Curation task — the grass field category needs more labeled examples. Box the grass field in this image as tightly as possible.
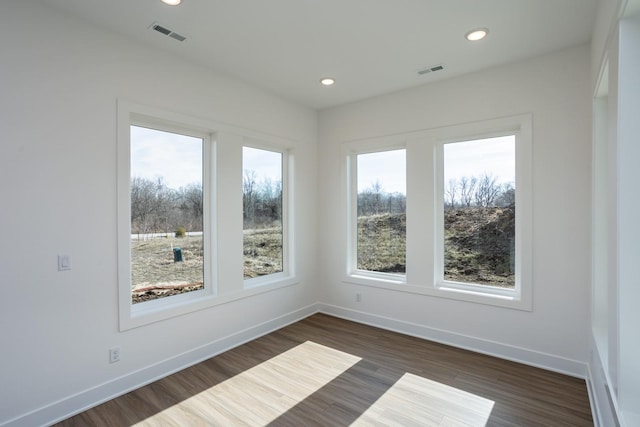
[131,228,283,304]
[357,214,406,273]
[132,208,513,304]
[131,236,204,304]
[243,227,283,279]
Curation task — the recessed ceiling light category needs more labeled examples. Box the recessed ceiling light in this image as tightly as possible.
[161,0,182,5]
[320,77,335,86]
[465,28,489,41]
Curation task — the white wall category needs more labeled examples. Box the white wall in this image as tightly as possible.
[0,1,318,425]
[317,44,592,375]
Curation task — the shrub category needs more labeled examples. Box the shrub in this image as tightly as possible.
[175,227,186,238]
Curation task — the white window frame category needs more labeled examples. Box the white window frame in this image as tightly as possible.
[434,130,530,309]
[117,101,300,330]
[242,142,293,289]
[342,115,532,311]
[345,141,407,286]
[117,101,218,330]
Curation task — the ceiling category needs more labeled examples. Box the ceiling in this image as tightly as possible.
[41,0,596,110]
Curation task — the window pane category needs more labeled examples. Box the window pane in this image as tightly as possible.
[356,150,406,274]
[443,136,515,288]
[130,126,204,303]
[243,147,283,279]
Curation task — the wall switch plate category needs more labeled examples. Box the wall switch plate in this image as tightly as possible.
[109,347,121,364]
[58,254,71,271]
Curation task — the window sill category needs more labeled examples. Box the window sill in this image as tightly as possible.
[120,277,298,331]
[345,271,406,287]
[343,276,532,311]
[244,272,297,289]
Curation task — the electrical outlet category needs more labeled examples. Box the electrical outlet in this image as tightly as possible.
[356,293,361,302]
[109,347,121,364]
[57,254,72,271]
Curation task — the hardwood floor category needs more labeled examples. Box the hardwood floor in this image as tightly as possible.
[56,314,593,426]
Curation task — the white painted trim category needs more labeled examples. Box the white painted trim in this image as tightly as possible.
[341,114,533,312]
[318,303,587,378]
[586,363,604,427]
[589,333,625,427]
[117,99,303,330]
[2,304,319,427]
[241,143,293,288]
[344,143,407,281]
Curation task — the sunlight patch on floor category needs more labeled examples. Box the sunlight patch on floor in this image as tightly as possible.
[134,341,362,426]
[351,372,495,427]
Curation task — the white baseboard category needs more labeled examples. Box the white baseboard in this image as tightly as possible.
[587,338,623,427]
[2,303,319,427]
[318,303,587,378]
[586,363,603,427]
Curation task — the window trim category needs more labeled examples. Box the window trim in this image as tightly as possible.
[117,102,218,330]
[117,101,300,331]
[435,133,519,296]
[242,142,294,288]
[341,114,532,311]
[346,143,407,284]
[435,115,533,311]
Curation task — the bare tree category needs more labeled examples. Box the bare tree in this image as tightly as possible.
[393,192,406,213]
[130,176,208,235]
[370,180,383,214]
[387,192,406,214]
[243,169,258,227]
[474,173,501,207]
[271,180,283,223]
[357,180,385,215]
[152,179,173,233]
[496,183,515,207]
[255,176,282,226]
[459,176,477,208]
[131,176,169,235]
[242,170,284,228]
[179,184,203,231]
[445,178,457,209]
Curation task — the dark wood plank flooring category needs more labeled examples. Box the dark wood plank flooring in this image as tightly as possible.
[56,314,593,426]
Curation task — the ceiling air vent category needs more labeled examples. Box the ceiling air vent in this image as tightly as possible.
[150,22,187,42]
[417,64,445,75]
[169,32,187,42]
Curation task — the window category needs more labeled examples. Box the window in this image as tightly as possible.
[118,102,298,330]
[242,146,285,282]
[440,136,516,289]
[343,114,531,310]
[350,148,406,280]
[433,117,532,309]
[129,126,206,304]
[117,102,217,330]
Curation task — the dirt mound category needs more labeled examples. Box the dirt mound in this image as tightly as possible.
[132,283,204,304]
[445,205,515,287]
